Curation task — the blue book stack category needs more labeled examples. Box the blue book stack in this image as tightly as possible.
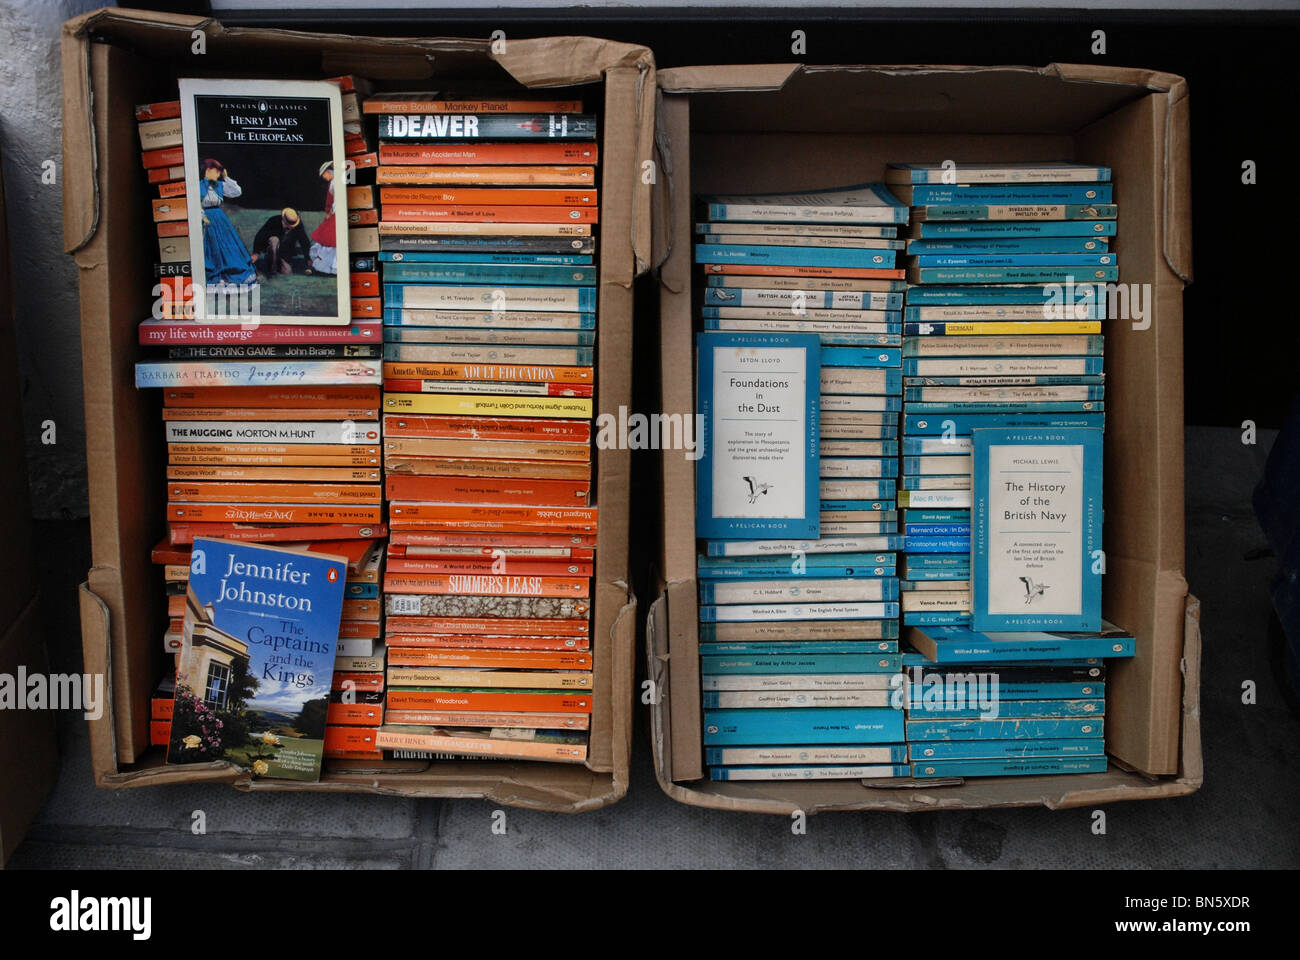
[885,161,1124,779]
[890,161,1114,636]
[694,184,912,781]
[900,624,1133,778]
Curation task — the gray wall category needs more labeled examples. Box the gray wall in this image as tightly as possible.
[1,0,101,519]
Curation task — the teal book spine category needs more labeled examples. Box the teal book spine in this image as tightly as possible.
[820,347,904,368]
[911,756,1106,777]
[909,625,1135,662]
[904,411,1106,434]
[910,266,1119,284]
[909,738,1105,761]
[904,285,1107,305]
[910,253,1115,267]
[904,400,1103,414]
[696,552,897,579]
[710,764,910,780]
[904,717,1104,740]
[704,707,906,745]
[906,237,1109,254]
[706,744,908,765]
[915,220,1116,238]
[696,244,896,269]
[907,184,1112,204]
[701,653,902,674]
[906,698,1104,719]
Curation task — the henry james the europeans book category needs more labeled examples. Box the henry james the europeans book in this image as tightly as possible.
[167,538,348,780]
[178,79,350,324]
[971,426,1103,632]
[695,331,821,540]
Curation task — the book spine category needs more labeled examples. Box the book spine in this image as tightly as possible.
[376,113,597,140]
[382,344,594,366]
[711,764,908,780]
[919,203,1118,221]
[707,744,907,765]
[911,756,1106,777]
[384,284,596,312]
[136,362,382,388]
[164,421,380,445]
[167,503,382,523]
[699,602,901,623]
[384,594,590,618]
[387,668,592,689]
[383,573,589,598]
[703,707,906,745]
[382,392,592,418]
[695,244,895,269]
[377,165,597,186]
[915,220,1117,238]
[384,689,593,713]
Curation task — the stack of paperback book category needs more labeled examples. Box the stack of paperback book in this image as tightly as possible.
[900,625,1133,779]
[887,161,1120,776]
[693,184,914,781]
[889,161,1114,632]
[366,95,600,762]
[132,78,389,771]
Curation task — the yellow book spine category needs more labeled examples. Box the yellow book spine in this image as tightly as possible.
[382,392,592,418]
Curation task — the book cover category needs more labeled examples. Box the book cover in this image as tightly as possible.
[178,79,350,324]
[695,332,821,540]
[972,426,1103,631]
[166,538,347,780]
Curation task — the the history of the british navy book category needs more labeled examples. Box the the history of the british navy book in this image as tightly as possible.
[971,426,1102,631]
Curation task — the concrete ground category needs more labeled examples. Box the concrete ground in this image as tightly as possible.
[9,425,1299,869]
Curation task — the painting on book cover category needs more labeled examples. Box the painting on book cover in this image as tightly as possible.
[179,79,351,324]
[166,539,347,781]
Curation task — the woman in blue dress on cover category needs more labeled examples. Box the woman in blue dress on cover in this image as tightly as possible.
[199,159,256,286]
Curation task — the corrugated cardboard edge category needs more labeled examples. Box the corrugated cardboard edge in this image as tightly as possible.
[647,592,1201,815]
[655,62,1191,283]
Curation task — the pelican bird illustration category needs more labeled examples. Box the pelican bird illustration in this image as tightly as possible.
[743,476,771,504]
[1019,576,1049,604]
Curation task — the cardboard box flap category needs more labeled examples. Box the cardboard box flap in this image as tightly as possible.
[78,580,121,786]
[494,35,652,87]
[658,63,801,94]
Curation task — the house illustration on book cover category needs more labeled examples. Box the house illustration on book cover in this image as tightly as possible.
[182,591,250,713]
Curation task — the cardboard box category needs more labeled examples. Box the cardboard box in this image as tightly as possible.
[0,143,59,863]
[648,63,1202,811]
[64,9,652,811]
